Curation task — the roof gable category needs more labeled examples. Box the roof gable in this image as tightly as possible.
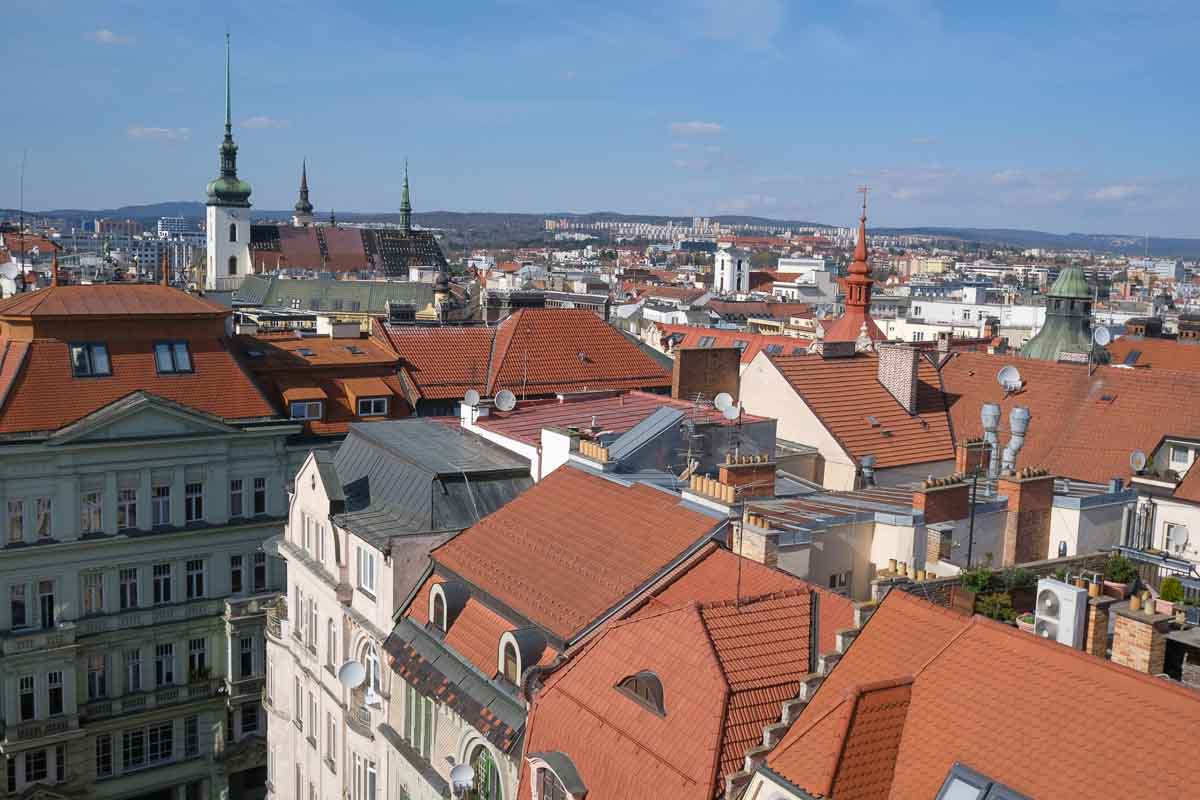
[47,391,241,445]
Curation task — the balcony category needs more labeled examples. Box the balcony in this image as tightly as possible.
[228,675,264,701]
[265,596,287,641]
[75,598,225,638]
[345,702,374,740]
[0,713,78,746]
[81,678,223,721]
[226,592,282,622]
[1,622,77,656]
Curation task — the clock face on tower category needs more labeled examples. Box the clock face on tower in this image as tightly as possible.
[228,210,242,221]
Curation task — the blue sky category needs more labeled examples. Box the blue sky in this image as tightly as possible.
[4,0,1199,235]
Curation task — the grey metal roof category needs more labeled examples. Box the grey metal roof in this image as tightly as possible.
[313,450,344,503]
[235,275,437,314]
[607,406,685,463]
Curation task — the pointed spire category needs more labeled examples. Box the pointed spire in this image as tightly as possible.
[849,185,870,276]
[50,253,59,287]
[224,33,232,135]
[207,33,251,207]
[294,159,314,219]
[399,160,412,234]
[300,159,308,192]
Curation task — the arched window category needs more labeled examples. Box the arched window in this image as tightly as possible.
[469,745,502,800]
[432,592,446,632]
[364,643,381,699]
[617,671,665,716]
[229,223,238,243]
[227,255,238,276]
[502,641,519,684]
[537,768,568,800]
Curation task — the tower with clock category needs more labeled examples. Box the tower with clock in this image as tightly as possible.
[204,34,253,292]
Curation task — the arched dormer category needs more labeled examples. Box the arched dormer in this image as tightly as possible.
[615,670,666,716]
[428,581,468,633]
[527,751,588,800]
[497,628,546,686]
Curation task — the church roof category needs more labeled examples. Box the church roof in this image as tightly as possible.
[1046,266,1091,299]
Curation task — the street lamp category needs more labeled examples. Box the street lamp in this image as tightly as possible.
[450,762,475,799]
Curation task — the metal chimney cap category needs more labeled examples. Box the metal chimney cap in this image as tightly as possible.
[980,403,1001,432]
[1009,406,1031,434]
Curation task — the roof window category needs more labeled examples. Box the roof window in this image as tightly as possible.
[697,336,716,348]
[297,347,315,357]
[616,671,666,716]
[154,342,192,374]
[346,345,364,355]
[70,343,111,377]
[732,339,749,351]
[764,344,784,355]
[936,763,1029,800]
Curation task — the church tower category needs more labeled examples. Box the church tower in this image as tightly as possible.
[205,34,253,291]
[292,160,314,227]
[399,161,413,234]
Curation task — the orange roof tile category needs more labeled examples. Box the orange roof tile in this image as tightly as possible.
[432,466,721,641]
[656,323,811,364]
[1172,460,1200,503]
[0,284,226,318]
[1107,335,1200,371]
[768,353,955,469]
[236,333,399,369]
[280,384,327,402]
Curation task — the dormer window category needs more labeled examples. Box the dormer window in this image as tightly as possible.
[616,671,665,716]
[290,401,323,421]
[537,768,569,800]
[502,641,520,684]
[70,343,111,377]
[154,342,193,374]
[432,592,446,632]
[357,397,388,417]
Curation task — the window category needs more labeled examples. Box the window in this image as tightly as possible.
[366,644,381,697]
[35,496,52,539]
[153,342,192,374]
[326,712,336,768]
[616,671,666,715]
[241,702,259,734]
[404,685,434,759]
[731,339,749,351]
[306,597,318,651]
[186,559,205,599]
[229,223,238,243]
[80,491,103,534]
[38,580,55,629]
[764,344,783,355]
[502,641,520,684]
[936,762,1030,800]
[4,756,12,793]
[125,649,142,693]
[538,768,569,800]
[96,734,113,778]
[230,555,243,594]
[25,749,47,782]
[123,728,145,770]
[19,675,35,721]
[119,568,139,610]
[327,619,337,667]
[184,715,199,757]
[290,401,323,421]
[152,485,170,527]
[1170,445,1191,468]
[294,677,304,732]
[301,514,312,551]
[1165,523,1190,555]
[7,499,22,543]
[357,397,388,417]
[356,547,377,595]
[87,655,108,700]
[188,638,207,678]
[147,721,173,764]
[469,745,501,800]
[155,643,174,686]
[253,478,267,516]
[82,572,104,615]
[228,255,238,275]
[318,523,326,563]
[253,552,267,591]
[117,488,137,530]
[153,563,172,604]
[353,755,378,800]
[241,636,254,678]
[54,743,65,782]
[185,482,204,523]
[229,479,244,518]
[308,692,317,746]
[10,584,27,628]
[697,336,715,347]
[828,570,852,594]
[432,592,446,632]
[69,343,112,377]
[48,671,63,716]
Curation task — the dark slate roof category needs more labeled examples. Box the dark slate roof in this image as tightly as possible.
[330,420,532,548]
[384,616,527,754]
[231,274,271,306]
[235,275,437,314]
[369,229,449,275]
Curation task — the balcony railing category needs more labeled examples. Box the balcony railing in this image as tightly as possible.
[74,598,225,639]
[265,596,287,641]
[346,703,373,739]
[213,275,246,292]
[2,622,77,656]
[225,591,282,622]
[81,678,222,721]
[0,714,77,745]
[228,675,265,700]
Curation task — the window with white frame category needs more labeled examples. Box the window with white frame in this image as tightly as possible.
[35,496,52,539]
[356,547,377,595]
[82,572,104,615]
[240,636,254,678]
[125,649,142,693]
[87,655,108,700]
[307,692,317,746]
[7,499,22,543]
[117,488,137,530]
[55,742,65,782]
[19,675,35,721]
[185,482,204,522]
[188,638,207,678]
[184,715,199,757]
[241,702,259,734]
[153,341,192,374]
[253,478,267,516]
[318,523,326,563]
[95,734,113,778]
[1165,522,1190,555]
[326,711,336,768]
[10,584,27,629]
[70,342,112,376]
[231,555,243,594]
[186,559,205,599]
[357,397,388,417]
[365,644,381,698]
[253,552,267,591]
[153,563,172,604]
[229,479,245,518]
[326,619,337,668]
[47,670,63,716]
[306,597,318,652]
[80,491,103,534]
[151,485,170,527]
[38,579,55,629]
[828,570,852,595]
[352,754,378,800]
[294,677,303,732]
[1170,445,1191,469]
[290,401,323,421]
[155,643,174,687]
[25,748,47,782]
[302,514,312,551]
[119,568,139,609]
[404,684,434,759]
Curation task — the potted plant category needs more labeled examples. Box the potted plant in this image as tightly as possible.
[1158,577,1185,615]
[976,591,1016,623]
[1001,567,1037,613]
[954,561,994,615]
[1016,612,1036,633]
[1102,555,1138,598]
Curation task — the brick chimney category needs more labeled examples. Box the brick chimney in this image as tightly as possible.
[1111,598,1171,674]
[671,346,740,402]
[876,342,920,414]
[718,453,776,499]
[955,439,991,475]
[997,468,1054,566]
[1085,592,1117,659]
[734,509,778,568]
[912,474,970,524]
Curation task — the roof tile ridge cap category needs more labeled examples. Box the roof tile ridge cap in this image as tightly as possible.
[615,542,721,619]
[698,587,812,611]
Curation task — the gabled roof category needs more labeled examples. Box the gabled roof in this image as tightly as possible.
[1172,459,1200,504]
[655,323,812,364]
[0,284,226,318]
[765,589,1200,799]
[767,352,955,469]
[431,465,722,642]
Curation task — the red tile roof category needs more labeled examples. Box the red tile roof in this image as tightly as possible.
[705,300,813,320]
[0,284,227,318]
[767,353,955,469]
[655,323,812,364]
[941,351,1200,483]
[375,309,671,402]
[432,466,721,641]
[630,284,709,304]
[476,390,765,447]
[767,589,1200,799]
[1107,335,1200,371]
[1171,460,1200,504]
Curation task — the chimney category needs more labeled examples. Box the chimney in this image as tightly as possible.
[955,438,991,475]
[734,508,778,568]
[1085,591,1117,659]
[160,250,170,287]
[876,342,920,414]
[912,474,969,524]
[1111,599,1171,674]
[718,452,776,499]
[671,346,739,402]
[936,331,951,354]
[997,468,1054,566]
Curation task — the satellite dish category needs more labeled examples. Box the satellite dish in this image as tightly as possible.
[1092,326,1112,347]
[722,404,741,421]
[336,660,366,690]
[996,365,1022,391]
[494,389,517,412]
[1130,449,1148,473]
[714,392,733,412]
[463,389,480,407]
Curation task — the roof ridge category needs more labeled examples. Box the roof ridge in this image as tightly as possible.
[699,586,813,611]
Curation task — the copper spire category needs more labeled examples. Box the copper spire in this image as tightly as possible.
[849,185,870,276]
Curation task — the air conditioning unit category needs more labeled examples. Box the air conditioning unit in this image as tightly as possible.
[1033,578,1087,649]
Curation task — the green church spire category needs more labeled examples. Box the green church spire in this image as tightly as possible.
[399,160,412,234]
[206,34,252,208]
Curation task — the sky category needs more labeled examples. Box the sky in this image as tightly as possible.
[4,0,1199,235]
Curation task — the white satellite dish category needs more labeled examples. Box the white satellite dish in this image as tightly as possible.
[1092,326,1112,347]
[463,389,481,407]
[1130,449,1148,473]
[336,660,366,690]
[722,404,741,421]
[996,365,1022,391]
[494,389,517,412]
[714,392,734,412]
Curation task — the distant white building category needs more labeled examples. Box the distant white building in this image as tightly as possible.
[157,217,189,237]
[714,247,751,294]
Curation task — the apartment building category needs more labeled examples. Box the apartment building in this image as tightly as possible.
[0,283,299,799]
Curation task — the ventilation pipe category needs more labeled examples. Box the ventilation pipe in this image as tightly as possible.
[1000,407,1031,474]
[981,403,1001,479]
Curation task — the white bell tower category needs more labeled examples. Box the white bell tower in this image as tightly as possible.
[204,34,252,291]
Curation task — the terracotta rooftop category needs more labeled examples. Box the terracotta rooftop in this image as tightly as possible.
[432,465,722,642]
[767,352,955,469]
[0,284,227,318]
[941,350,1200,483]
[236,332,399,369]
[656,323,812,364]
[476,390,766,447]
[1172,459,1200,504]
[766,589,1200,799]
[1107,335,1200,371]
[629,284,709,304]
[705,300,813,320]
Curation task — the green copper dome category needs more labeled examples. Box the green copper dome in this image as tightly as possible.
[206,35,252,208]
[1020,266,1105,363]
[1045,266,1091,299]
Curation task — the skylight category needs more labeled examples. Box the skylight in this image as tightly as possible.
[936,763,1030,800]
[1123,350,1142,366]
[297,347,315,357]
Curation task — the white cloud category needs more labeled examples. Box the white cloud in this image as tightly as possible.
[85,29,133,45]
[241,116,289,129]
[670,120,722,137]
[126,126,190,141]
[1088,184,1142,201]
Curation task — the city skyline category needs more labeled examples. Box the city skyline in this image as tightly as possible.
[4,1,1199,236]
